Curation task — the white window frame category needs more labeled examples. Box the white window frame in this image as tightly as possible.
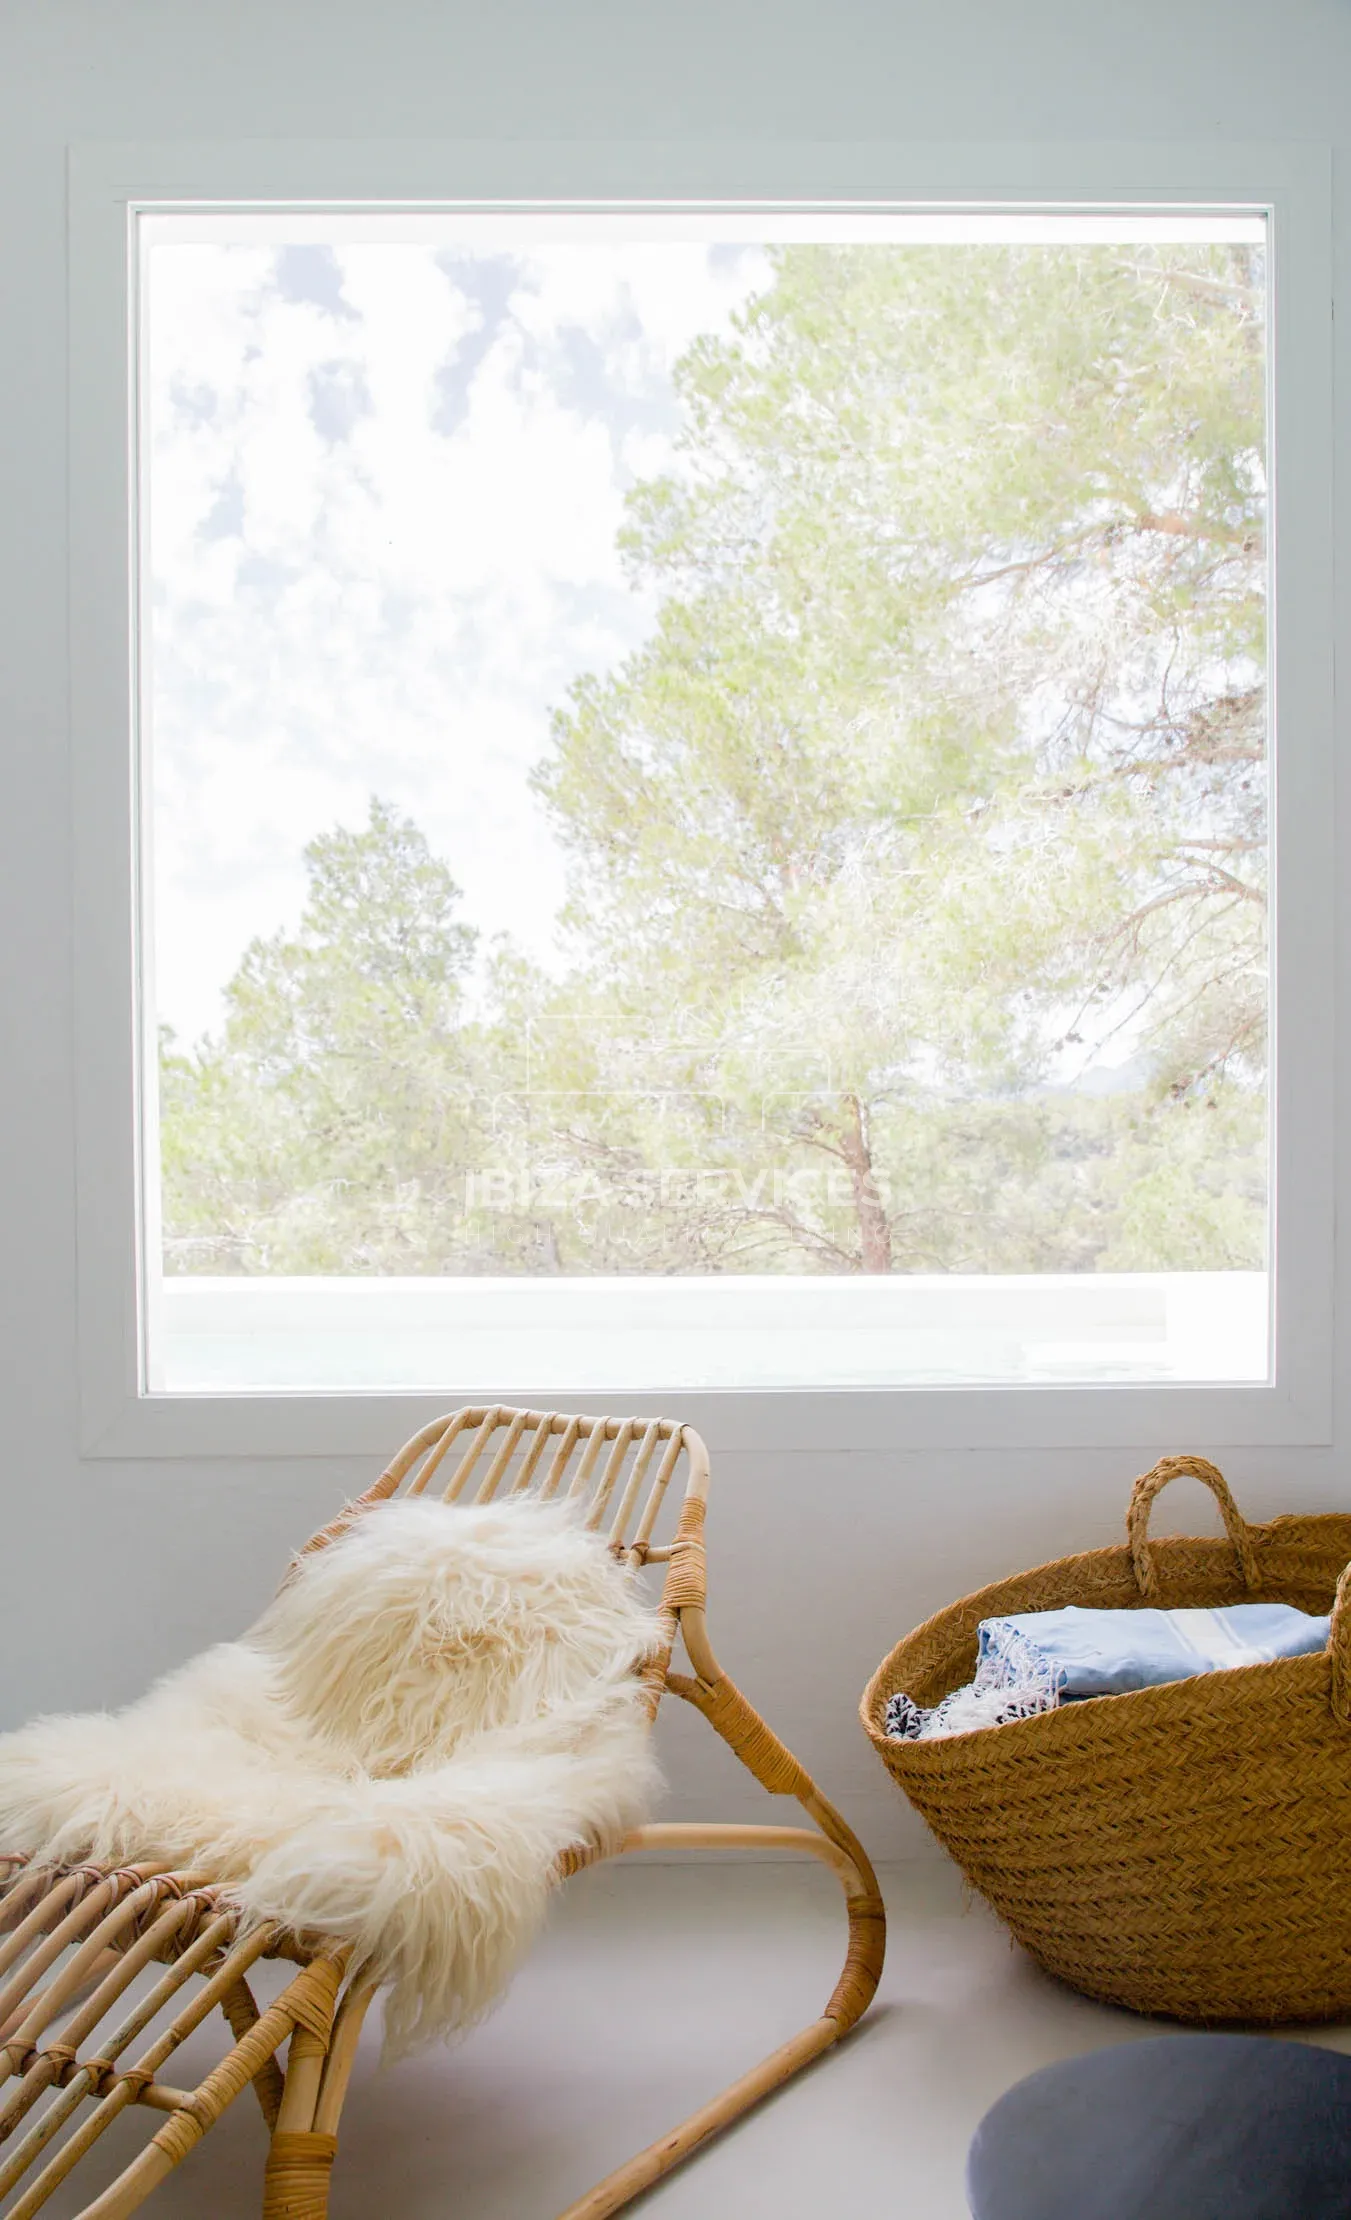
[68,136,1334,1460]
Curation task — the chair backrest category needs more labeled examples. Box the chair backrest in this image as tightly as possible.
[300,1407,710,1574]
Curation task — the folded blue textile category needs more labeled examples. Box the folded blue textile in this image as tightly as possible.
[978,1602,1331,1701]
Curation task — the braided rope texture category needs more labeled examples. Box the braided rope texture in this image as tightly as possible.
[261,2131,339,2220]
[666,1672,813,1799]
[861,1457,1351,2023]
[659,1496,707,1613]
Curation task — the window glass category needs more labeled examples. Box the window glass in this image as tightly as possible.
[141,209,1269,1389]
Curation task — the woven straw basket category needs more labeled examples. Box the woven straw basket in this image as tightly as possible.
[861,1455,1351,2023]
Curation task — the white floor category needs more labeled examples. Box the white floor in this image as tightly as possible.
[38,1857,1351,2218]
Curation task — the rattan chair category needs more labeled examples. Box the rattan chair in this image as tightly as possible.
[0,1406,885,2219]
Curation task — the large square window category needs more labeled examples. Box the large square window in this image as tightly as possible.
[136,206,1271,1393]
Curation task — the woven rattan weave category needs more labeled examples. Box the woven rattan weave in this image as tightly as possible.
[0,1408,884,2219]
[862,1454,1351,2023]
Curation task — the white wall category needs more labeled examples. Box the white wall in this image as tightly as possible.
[1,0,1347,1857]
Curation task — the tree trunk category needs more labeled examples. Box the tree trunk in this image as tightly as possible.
[839,1093,893,1273]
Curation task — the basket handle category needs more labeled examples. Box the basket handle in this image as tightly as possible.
[1127,1454,1262,1600]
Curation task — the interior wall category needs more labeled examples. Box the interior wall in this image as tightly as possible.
[0,0,1346,1856]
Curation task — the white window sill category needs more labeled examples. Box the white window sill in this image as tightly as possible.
[150,1271,1269,1395]
[72,1266,1318,1464]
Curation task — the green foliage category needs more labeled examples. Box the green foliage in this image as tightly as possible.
[161,801,488,1272]
[162,243,1268,1279]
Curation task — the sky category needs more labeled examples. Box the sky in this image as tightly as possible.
[146,233,769,1043]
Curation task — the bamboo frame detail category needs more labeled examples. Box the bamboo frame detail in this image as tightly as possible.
[0,1408,885,2218]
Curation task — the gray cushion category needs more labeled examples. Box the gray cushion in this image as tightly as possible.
[967,2033,1351,2220]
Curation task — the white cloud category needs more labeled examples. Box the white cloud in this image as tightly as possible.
[146,234,765,1043]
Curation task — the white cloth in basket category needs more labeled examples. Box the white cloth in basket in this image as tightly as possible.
[886,1601,1331,1743]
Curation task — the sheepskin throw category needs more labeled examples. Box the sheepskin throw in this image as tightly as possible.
[0,1497,665,2053]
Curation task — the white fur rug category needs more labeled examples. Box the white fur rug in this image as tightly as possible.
[0,1496,665,2053]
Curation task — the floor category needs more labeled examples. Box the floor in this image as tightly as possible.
[42,1858,1351,2220]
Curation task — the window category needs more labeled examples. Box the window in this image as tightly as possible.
[68,145,1333,1449]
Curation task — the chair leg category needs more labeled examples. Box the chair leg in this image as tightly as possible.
[259,2122,340,2220]
[260,2033,339,2220]
[550,1650,887,2220]
[557,2012,844,2220]
[258,1972,377,2219]
[665,1646,888,2038]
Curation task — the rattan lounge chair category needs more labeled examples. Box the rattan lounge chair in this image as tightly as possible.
[0,1406,886,2219]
